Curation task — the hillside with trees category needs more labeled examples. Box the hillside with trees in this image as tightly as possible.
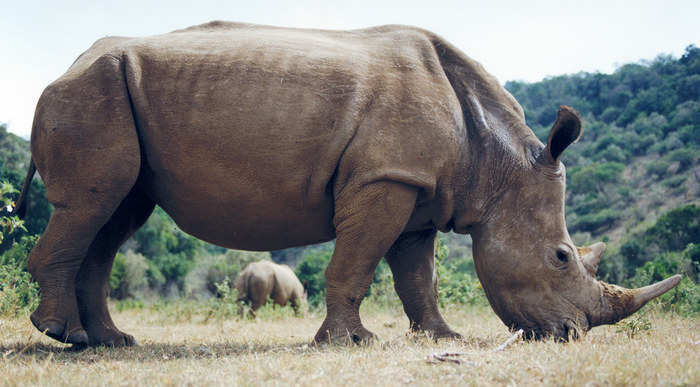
[503,44,699,287]
[1,45,697,315]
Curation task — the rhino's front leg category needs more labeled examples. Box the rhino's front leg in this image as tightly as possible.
[313,181,419,344]
[385,229,462,340]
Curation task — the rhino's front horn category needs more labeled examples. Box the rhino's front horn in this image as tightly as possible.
[594,275,682,326]
[630,274,682,311]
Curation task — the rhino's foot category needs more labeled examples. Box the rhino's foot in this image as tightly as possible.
[30,310,89,346]
[410,319,463,341]
[84,325,138,347]
[313,325,376,345]
[424,328,463,341]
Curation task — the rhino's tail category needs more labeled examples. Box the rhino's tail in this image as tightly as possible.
[14,157,36,220]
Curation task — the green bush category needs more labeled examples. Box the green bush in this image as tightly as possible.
[0,181,25,245]
[435,237,486,307]
[0,181,39,317]
[615,312,652,339]
[569,208,620,233]
[644,204,699,252]
[666,148,697,171]
[365,259,398,307]
[0,239,40,317]
[600,205,699,313]
[295,246,333,306]
[646,158,671,178]
[0,234,38,267]
[184,249,270,299]
[204,277,241,321]
[0,259,39,317]
[109,250,150,300]
[663,277,700,316]
[661,175,687,188]
[622,241,699,317]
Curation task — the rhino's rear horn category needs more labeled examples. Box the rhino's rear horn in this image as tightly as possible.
[578,242,606,276]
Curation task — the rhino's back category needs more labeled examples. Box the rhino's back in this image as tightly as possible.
[43,22,464,250]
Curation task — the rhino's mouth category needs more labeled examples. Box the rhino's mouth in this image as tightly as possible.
[516,318,588,342]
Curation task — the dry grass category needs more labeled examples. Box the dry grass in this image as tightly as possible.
[1,302,698,386]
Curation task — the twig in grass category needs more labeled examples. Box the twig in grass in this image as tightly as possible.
[426,329,524,365]
[493,329,524,352]
[426,352,477,365]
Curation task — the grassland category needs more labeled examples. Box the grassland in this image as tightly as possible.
[1,302,698,386]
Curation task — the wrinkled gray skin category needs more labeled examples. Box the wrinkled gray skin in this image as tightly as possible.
[235,260,306,317]
[16,21,680,347]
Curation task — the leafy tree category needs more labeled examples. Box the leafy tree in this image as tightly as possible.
[644,204,700,252]
[295,246,333,306]
[0,181,25,244]
[0,125,52,250]
[0,181,39,316]
[184,249,270,299]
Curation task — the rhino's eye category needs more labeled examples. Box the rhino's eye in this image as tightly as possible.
[556,250,569,263]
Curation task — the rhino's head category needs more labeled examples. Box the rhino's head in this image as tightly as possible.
[470,106,681,341]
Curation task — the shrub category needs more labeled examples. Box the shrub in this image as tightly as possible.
[435,237,486,307]
[365,259,398,308]
[569,208,620,233]
[599,144,628,163]
[663,277,700,316]
[205,277,241,321]
[109,250,150,300]
[184,250,270,299]
[661,175,687,188]
[0,182,38,317]
[645,204,699,252]
[666,148,697,171]
[0,181,25,245]
[646,158,672,178]
[295,247,332,306]
[0,234,38,267]
[0,260,39,317]
[615,313,652,339]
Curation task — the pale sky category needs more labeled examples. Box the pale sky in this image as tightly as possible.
[1,0,698,138]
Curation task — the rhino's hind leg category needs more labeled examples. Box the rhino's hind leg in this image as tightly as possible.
[75,188,155,346]
[27,209,96,345]
[27,52,142,346]
[385,229,462,340]
[313,181,418,345]
[27,199,134,346]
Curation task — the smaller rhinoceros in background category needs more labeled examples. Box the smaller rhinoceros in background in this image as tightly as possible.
[235,260,307,317]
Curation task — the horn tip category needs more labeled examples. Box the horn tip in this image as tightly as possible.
[668,274,682,287]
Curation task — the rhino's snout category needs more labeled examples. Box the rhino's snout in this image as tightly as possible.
[516,317,588,342]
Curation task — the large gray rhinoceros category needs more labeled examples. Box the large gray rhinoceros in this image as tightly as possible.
[16,21,680,347]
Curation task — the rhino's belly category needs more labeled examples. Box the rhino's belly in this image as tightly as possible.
[175,204,336,252]
[137,150,337,251]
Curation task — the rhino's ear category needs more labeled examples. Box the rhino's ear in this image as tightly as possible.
[540,106,583,165]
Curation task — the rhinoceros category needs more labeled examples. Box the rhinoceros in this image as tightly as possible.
[235,260,307,317]
[16,21,680,346]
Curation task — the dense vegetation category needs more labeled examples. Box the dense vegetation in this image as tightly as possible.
[0,45,697,318]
